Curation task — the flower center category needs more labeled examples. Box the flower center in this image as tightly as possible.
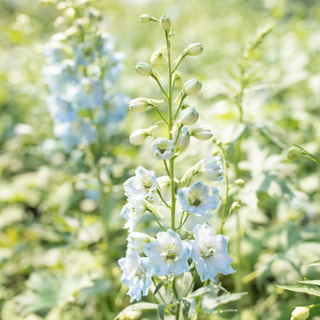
[192,199,201,206]
[201,245,217,258]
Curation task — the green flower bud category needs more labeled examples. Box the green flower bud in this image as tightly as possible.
[140,14,156,23]
[135,62,153,77]
[235,179,245,187]
[129,129,149,145]
[290,307,309,320]
[287,146,303,160]
[173,71,183,87]
[150,50,163,66]
[184,43,204,56]
[183,78,202,96]
[190,125,213,140]
[128,98,162,112]
[179,107,199,125]
[231,201,241,211]
[159,14,171,31]
[129,125,157,145]
[174,126,190,153]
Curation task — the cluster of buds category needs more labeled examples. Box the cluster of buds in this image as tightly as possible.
[43,0,128,151]
[119,14,234,305]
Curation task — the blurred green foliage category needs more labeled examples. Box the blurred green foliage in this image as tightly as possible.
[1,0,319,319]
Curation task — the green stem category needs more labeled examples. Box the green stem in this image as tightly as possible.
[151,73,169,99]
[157,188,171,209]
[165,30,177,231]
[219,145,230,234]
[173,277,181,320]
[150,104,169,124]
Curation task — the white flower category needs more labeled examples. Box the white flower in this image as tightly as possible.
[190,224,235,282]
[144,230,191,277]
[177,181,219,215]
[127,232,155,254]
[152,137,175,160]
[197,157,224,181]
[120,199,148,232]
[124,166,158,202]
[119,251,152,302]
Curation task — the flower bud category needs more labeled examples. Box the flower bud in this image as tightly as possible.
[135,62,153,77]
[128,98,158,112]
[129,129,149,145]
[129,125,157,145]
[173,71,182,87]
[290,307,309,320]
[140,14,155,23]
[184,43,204,56]
[183,78,202,96]
[174,126,190,153]
[150,50,163,66]
[231,201,241,211]
[287,146,303,160]
[127,232,155,254]
[159,15,171,31]
[190,126,213,140]
[179,107,199,125]
[235,179,245,187]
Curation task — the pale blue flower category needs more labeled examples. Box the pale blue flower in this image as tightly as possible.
[197,157,224,181]
[144,229,191,276]
[177,181,219,215]
[190,224,235,282]
[183,210,213,232]
[66,77,104,110]
[124,166,157,202]
[119,251,152,302]
[152,138,175,160]
[46,95,77,122]
[120,199,148,232]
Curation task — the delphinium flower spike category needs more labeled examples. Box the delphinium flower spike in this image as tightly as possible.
[118,14,235,319]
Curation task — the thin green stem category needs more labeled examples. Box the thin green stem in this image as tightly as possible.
[165,30,177,231]
[157,188,171,209]
[173,277,181,320]
[150,104,169,124]
[164,160,170,176]
[219,145,230,234]
[185,273,196,297]
[152,277,166,304]
[151,73,169,99]
[147,209,166,231]
[172,53,187,73]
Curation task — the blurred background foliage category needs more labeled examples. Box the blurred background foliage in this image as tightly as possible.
[0,0,319,319]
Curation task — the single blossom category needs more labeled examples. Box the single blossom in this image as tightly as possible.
[152,137,175,160]
[177,181,219,215]
[197,157,224,181]
[118,251,152,302]
[124,166,158,202]
[120,199,148,232]
[144,229,191,277]
[190,224,235,282]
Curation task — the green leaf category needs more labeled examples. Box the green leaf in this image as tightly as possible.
[182,298,191,320]
[202,292,247,312]
[305,260,320,267]
[158,304,166,320]
[299,280,320,286]
[277,285,320,297]
[188,286,212,298]
[154,281,165,296]
[175,272,193,298]
[115,302,158,319]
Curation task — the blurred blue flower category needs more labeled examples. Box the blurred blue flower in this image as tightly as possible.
[190,224,235,282]
[144,229,191,276]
